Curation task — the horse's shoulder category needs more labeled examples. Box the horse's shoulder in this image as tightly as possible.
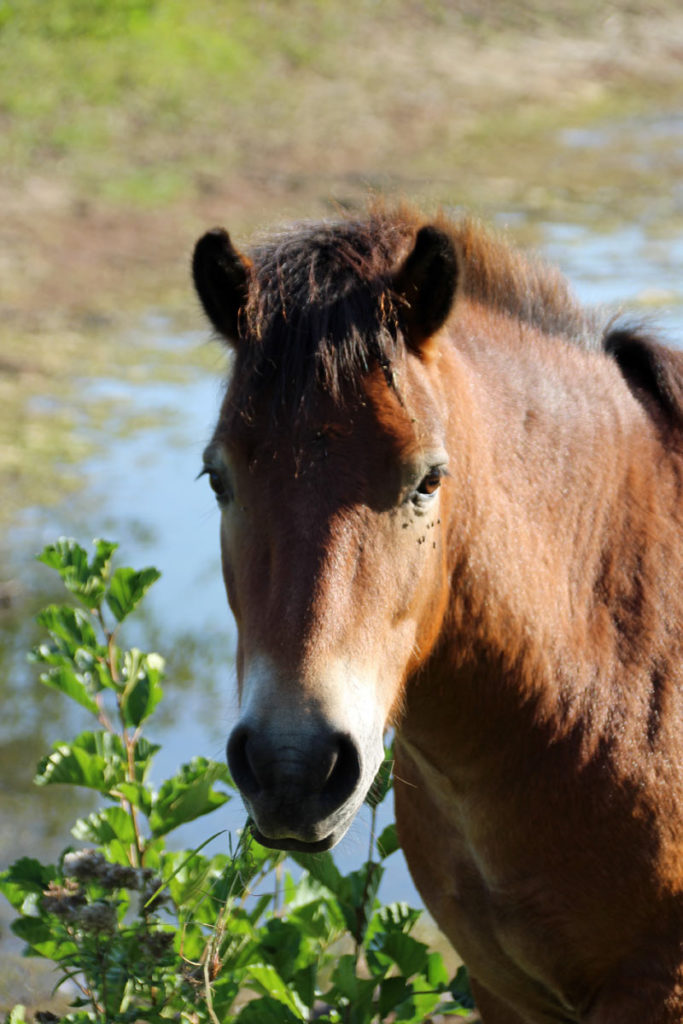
[604,324,683,435]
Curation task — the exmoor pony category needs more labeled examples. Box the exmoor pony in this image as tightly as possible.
[193,206,683,1023]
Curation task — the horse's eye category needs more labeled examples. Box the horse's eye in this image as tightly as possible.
[200,465,231,503]
[417,471,443,496]
[207,470,223,495]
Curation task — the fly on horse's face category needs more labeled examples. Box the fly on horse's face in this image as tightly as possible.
[193,219,458,851]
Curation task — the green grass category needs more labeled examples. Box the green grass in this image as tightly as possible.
[3,0,682,206]
[0,0,342,202]
[1,0,682,549]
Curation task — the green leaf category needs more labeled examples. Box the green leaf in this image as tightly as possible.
[256,918,304,981]
[376,822,399,858]
[6,1006,27,1023]
[115,780,154,815]
[34,729,155,794]
[247,891,275,926]
[39,664,99,715]
[0,858,58,912]
[149,757,231,837]
[38,538,89,576]
[374,901,422,935]
[379,976,411,1016]
[35,603,99,652]
[217,911,261,971]
[375,931,429,978]
[120,649,164,727]
[90,537,118,579]
[235,996,302,1024]
[426,950,450,989]
[153,832,229,912]
[292,848,384,946]
[105,565,161,622]
[449,965,475,1010]
[287,884,346,943]
[160,847,213,909]
[130,735,161,779]
[71,805,137,846]
[37,538,117,610]
[11,917,78,960]
[291,962,317,1012]
[340,862,383,945]
[212,832,282,904]
[329,953,376,1010]
[205,974,241,1019]
[365,753,393,809]
[392,975,441,1023]
[245,963,307,1017]
[35,733,122,786]
[292,849,347,899]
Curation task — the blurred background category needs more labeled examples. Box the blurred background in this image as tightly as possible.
[1,0,682,1009]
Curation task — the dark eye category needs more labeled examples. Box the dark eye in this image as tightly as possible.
[207,470,223,495]
[416,470,443,496]
[200,465,231,504]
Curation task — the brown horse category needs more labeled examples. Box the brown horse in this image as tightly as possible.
[192,205,683,1024]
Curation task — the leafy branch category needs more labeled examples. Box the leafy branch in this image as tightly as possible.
[1,538,473,1022]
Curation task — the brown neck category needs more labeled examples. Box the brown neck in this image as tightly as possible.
[401,306,679,765]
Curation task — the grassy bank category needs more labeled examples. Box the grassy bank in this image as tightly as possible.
[1,0,683,549]
[3,1,683,211]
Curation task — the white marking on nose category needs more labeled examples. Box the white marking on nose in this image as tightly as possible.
[237,652,386,802]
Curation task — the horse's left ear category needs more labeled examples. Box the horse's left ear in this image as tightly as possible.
[192,227,249,344]
[392,225,459,349]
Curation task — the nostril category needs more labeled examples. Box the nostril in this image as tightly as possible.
[227,725,261,800]
[321,733,361,810]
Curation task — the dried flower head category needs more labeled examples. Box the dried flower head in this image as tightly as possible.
[42,879,87,922]
[78,900,118,934]
[62,849,108,882]
[63,849,142,890]
[139,928,175,960]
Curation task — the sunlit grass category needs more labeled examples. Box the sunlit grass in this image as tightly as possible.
[1,0,682,544]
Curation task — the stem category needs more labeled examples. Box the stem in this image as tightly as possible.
[96,608,119,681]
[64,931,104,1017]
[94,690,116,733]
[98,606,145,867]
[78,942,106,1024]
[368,801,377,866]
[274,859,283,914]
[124,728,145,867]
[354,801,379,961]
[203,954,222,1024]
[97,606,145,864]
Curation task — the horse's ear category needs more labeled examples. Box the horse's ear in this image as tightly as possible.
[193,228,249,344]
[393,225,459,349]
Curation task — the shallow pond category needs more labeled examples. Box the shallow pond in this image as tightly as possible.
[1,110,682,1005]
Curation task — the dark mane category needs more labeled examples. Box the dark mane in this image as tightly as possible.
[227,206,598,421]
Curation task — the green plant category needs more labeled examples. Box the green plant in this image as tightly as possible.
[0,538,473,1022]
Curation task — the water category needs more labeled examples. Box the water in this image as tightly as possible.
[2,111,683,1005]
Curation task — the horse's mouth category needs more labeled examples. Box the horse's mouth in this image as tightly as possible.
[249,825,337,854]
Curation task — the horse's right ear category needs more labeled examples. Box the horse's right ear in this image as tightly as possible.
[392,225,459,349]
[192,228,249,344]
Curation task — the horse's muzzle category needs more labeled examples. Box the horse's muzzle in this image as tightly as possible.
[226,722,364,850]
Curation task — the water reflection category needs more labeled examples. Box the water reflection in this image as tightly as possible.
[2,148,683,1004]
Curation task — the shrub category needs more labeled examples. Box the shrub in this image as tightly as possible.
[1,538,473,1022]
